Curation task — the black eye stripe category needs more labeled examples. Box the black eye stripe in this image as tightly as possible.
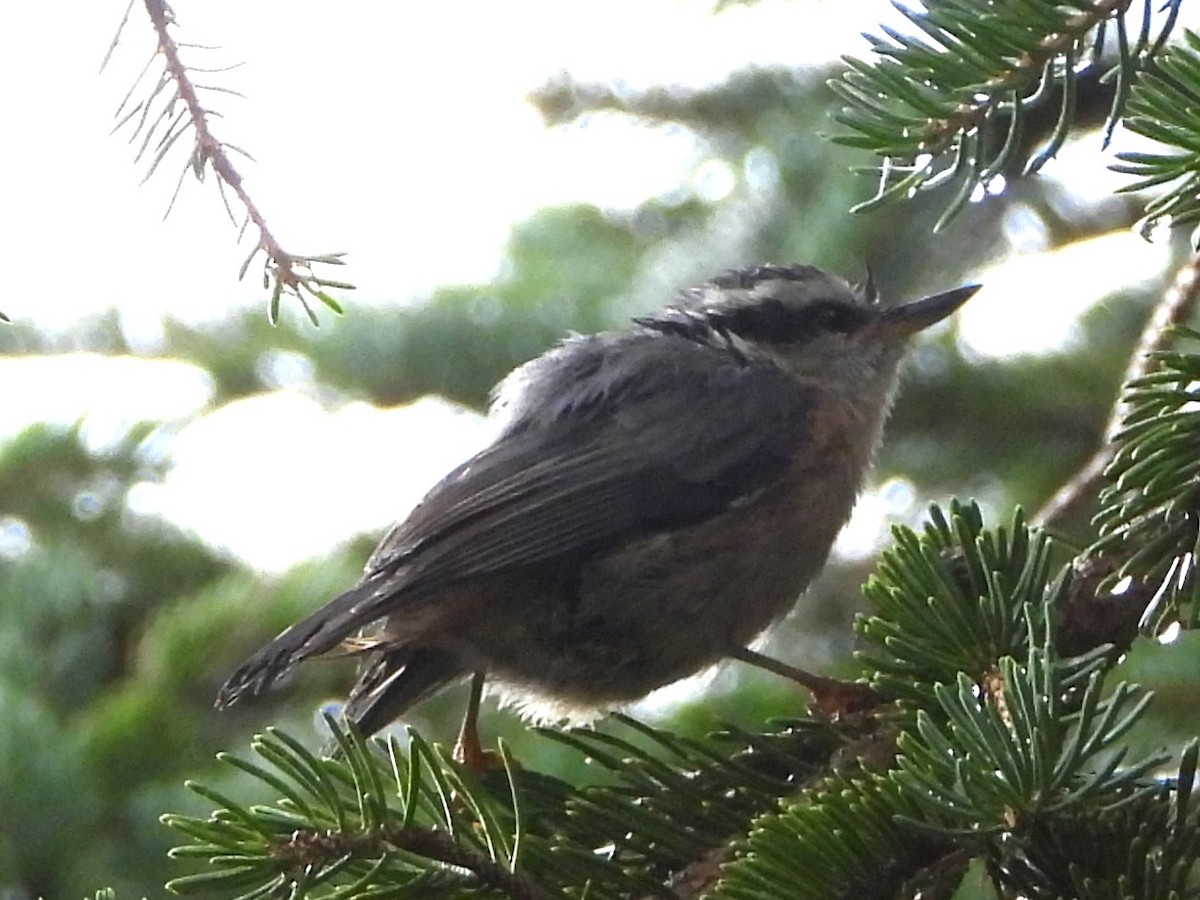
[711,298,867,343]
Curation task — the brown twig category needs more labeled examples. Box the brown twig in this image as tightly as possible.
[107,0,351,321]
[278,826,558,900]
[139,0,295,281]
[1035,249,1200,529]
[659,842,732,900]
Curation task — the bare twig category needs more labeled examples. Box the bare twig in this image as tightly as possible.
[139,2,282,262]
[1035,250,1200,528]
[105,0,352,323]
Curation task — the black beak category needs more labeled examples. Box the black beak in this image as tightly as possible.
[876,283,980,338]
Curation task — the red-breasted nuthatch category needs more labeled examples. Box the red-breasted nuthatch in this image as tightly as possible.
[217,264,977,761]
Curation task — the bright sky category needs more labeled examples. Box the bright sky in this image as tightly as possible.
[7,0,894,331]
[1,0,1184,573]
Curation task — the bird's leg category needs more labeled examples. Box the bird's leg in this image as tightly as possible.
[732,647,879,716]
[453,671,495,771]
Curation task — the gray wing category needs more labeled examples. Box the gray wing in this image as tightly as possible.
[367,332,814,585]
[217,332,812,706]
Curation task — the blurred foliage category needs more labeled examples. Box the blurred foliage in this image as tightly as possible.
[0,424,227,896]
[0,424,367,895]
[5,2,1200,897]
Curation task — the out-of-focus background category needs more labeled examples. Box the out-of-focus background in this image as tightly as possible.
[3,1,1199,895]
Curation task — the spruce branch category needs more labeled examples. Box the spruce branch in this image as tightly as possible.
[103,0,353,325]
[269,827,555,900]
[712,772,955,900]
[831,0,1181,227]
[165,712,861,898]
[163,722,552,899]
[711,502,1182,899]
[894,647,1163,837]
[1037,250,1200,641]
[527,712,851,896]
[855,502,1064,708]
[166,503,1200,898]
[990,740,1200,898]
[1114,29,1200,242]
[1036,248,1200,529]
[1090,319,1200,633]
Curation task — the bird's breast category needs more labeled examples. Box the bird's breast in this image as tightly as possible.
[466,426,868,710]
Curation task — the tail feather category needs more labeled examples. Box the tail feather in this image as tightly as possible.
[216,572,401,709]
[345,647,465,737]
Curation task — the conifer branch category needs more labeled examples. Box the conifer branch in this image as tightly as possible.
[104,0,353,324]
[1036,250,1200,529]
[273,827,556,900]
[166,503,1200,898]
[832,0,1181,227]
[916,0,1130,159]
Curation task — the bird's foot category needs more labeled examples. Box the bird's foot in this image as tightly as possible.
[732,647,881,717]
[452,733,505,773]
[453,670,505,773]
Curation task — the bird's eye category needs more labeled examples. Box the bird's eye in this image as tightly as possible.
[808,301,860,333]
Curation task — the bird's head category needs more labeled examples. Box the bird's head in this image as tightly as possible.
[658,264,979,387]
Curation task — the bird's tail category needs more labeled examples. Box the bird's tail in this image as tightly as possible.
[215,570,402,709]
[344,647,466,737]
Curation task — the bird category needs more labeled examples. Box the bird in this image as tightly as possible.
[216,263,978,764]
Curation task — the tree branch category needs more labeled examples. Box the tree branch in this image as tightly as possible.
[106,0,352,323]
[277,826,558,900]
[140,2,280,271]
[1035,248,1200,529]
[919,0,1132,157]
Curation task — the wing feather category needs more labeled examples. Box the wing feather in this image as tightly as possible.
[370,335,812,587]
